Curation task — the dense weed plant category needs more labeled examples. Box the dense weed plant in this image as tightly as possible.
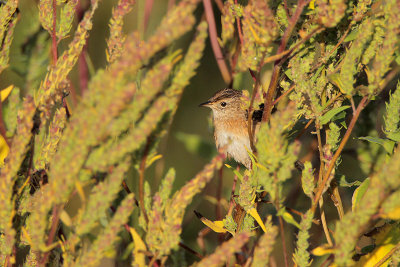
[0,0,399,266]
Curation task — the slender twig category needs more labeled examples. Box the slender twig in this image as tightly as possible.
[40,204,63,266]
[227,166,239,216]
[316,122,334,246]
[295,119,314,140]
[263,27,323,66]
[143,0,154,35]
[216,167,223,219]
[51,0,57,65]
[278,216,289,267]
[139,138,151,223]
[311,23,352,73]
[213,0,224,13]
[312,96,369,212]
[76,1,89,95]
[331,186,344,219]
[216,166,223,243]
[235,0,244,46]
[0,99,10,147]
[283,0,290,17]
[286,207,320,225]
[202,0,232,84]
[178,242,204,259]
[373,243,400,267]
[262,0,311,123]
[272,84,295,106]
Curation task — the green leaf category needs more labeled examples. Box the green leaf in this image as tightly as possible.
[387,131,400,142]
[344,28,358,42]
[320,106,350,125]
[225,164,243,181]
[358,136,395,154]
[352,178,370,212]
[336,175,362,187]
[277,208,300,229]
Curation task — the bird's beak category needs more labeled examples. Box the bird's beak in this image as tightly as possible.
[198,101,211,107]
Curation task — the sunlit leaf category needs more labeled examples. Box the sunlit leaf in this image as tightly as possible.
[312,244,334,256]
[1,85,13,101]
[319,105,350,125]
[129,226,147,267]
[352,178,370,212]
[247,207,267,233]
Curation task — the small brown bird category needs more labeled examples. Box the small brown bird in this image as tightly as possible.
[199,88,263,169]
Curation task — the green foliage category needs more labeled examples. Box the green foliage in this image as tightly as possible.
[0,0,400,266]
[293,210,314,267]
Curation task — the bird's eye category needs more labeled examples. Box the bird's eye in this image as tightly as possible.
[220,102,227,107]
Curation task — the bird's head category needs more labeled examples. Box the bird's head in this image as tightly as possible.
[199,88,244,119]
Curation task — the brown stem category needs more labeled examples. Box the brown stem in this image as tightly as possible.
[373,243,400,267]
[202,0,232,84]
[216,166,223,242]
[0,99,10,147]
[278,216,289,267]
[178,242,204,259]
[139,138,151,223]
[235,0,244,46]
[262,0,311,123]
[39,204,63,266]
[227,166,239,216]
[272,84,295,106]
[316,123,334,246]
[51,0,57,65]
[312,96,369,212]
[286,207,320,225]
[143,0,154,34]
[263,27,323,66]
[213,0,224,13]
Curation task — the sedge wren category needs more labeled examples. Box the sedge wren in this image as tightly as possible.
[199,88,263,169]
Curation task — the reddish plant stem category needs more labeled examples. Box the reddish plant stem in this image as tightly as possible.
[139,138,151,223]
[76,2,89,94]
[213,0,224,13]
[312,96,369,212]
[272,84,295,106]
[0,99,10,147]
[216,166,223,243]
[278,216,289,267]
[40,204,62,266]
[51,0,57,65]
[143,0,154,34]
[178,242,204,259]
[235,0,244,46]
[202,0,232,84]
[262,0,311,123]
[263,26,323,66]
[227,166,239,216]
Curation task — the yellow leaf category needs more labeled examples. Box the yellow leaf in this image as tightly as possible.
[146,154,162,168]
[355,223,400,267]
[247,207,267,233]
[1,85,13,102]
[0,134,9,167]
[309,0,315,9]
[129,227,146,267]
[75,181,86,203]
[381,206,400,220]
[312,244,334,256]
[59,210,72,227]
